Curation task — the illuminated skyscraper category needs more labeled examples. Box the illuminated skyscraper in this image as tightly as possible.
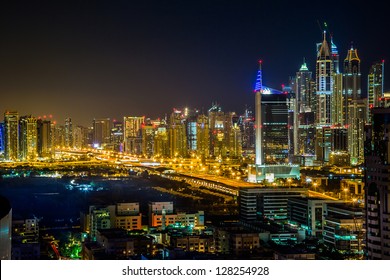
[53,125,65,148]
[19,115,38,161]
[168,109,187,158]
[110,121,123,152]
[0,122,4,155]
[208,104,225,158]
[227,112,242,158]
[343,46,362,120]
[365,107,390,259]
[92,118,111,149]
[239,107,255,154]
[4,111,19,161]
[37,119,53,158]
[262,92,289,164]
[141,119,155,157]
[247,61,300,183]
[343,46,365,165]
[196,114,210,160]
[295,60,315,113]
[367,61,385,122]
[292,61,316,162]
[316,31,333,126]
[186,110,198,153]
[154,120,169,158]
[64,117,73,148]
[330,35,344,126]
[123,116,144,154]
[73,125,89,150]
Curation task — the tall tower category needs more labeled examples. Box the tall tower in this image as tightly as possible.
[316,31,333,126]
[168,109,187,158]
[254,60,263,165]
[330,35,344,126]
[37,119,53,158]
[367,61,385,122]
[344,45,364,165]
[92,118,111,149]
[141,119,155,157]
[123,116,144,154]
[294,60,316,159]
[247,61,300,183]
[64,117,73,148]
[19,115,38,161]
[343,45,362,117]
[4,111,19,161]
[196,114,210,160]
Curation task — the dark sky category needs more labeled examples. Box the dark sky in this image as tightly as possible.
[1,0,389,126]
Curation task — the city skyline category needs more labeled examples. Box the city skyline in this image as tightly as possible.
[1,1,389,126]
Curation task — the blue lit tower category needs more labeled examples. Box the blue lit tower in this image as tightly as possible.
[330,35,339,74]
[247,61,300,183]
[254,60,263,165]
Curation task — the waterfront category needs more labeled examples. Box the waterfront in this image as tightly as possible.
[0,176,190,227]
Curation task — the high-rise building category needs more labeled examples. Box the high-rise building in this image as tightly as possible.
[262,92,289,164]
[348,99,367,165]
[19,115,38,161]
[340,45,366,165]
[297,111,316,157]
[364,107,390,259]
[196,114,210,160]
[343,46,362,122]
[248,61,300,183]
[367,61,385,122]
[239,107,255,154]
[141,119,154,158]
[295,60,315,113]
[227,113,242,158]
[53,125,65,148]
[4,111,19,161]
[208,104,225,158]
[0,122,4,155]
[73,125,89,150]
[315,126,332,163]
[37,119,53,158]
[123,116,144,154]
[330,28,342,127]
[154,121,169,158]
[64,117,73,148]
[316,31,333,126]
[329,34,342,127]
[168,109,187,158]
[293,61,316,160]
[110,121,123,152]
[186,112,198,153]
[92,118,111,149]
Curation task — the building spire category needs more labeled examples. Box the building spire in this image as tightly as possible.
[300,57,309,71]
[254,60,263,92]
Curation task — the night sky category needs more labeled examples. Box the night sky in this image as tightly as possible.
[1,0,389,126]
